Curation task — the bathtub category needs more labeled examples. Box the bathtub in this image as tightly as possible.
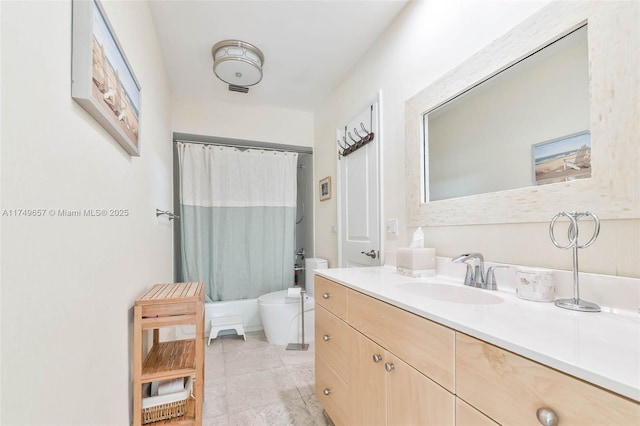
[173,298,263,340]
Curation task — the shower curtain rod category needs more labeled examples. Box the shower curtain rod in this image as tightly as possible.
[174,133,313,154]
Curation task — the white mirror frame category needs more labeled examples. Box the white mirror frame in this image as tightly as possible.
[406,1,639,226]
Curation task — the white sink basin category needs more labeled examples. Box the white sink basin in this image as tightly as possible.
[395,282,504,305]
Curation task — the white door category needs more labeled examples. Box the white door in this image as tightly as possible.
[338,101,381,267]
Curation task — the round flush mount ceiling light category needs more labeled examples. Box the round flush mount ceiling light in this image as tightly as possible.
[211,40,265,87]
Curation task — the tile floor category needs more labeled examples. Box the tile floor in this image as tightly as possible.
[203,330,329,426]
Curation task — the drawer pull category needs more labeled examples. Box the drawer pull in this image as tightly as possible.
[323,388,331,396]
[384,362,395,372]
[322,292,330,299]
[372,354,382,363]
[536,407,559,426]
[323,335,330,341]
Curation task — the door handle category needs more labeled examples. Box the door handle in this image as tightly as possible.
[361,250,377,259]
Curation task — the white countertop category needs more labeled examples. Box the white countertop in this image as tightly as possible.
[315,265,640,402]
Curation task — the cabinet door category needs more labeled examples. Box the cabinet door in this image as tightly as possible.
[349,329,386,426]
[386,352,455,426]
[455,398,498,426]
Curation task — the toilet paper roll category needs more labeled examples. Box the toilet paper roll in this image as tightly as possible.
[287,287,301,298]
[157,378,185,396]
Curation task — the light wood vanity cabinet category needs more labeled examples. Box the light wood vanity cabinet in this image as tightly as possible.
[314,275,455,425]
[315,275,640,426]
[456,333,640,426]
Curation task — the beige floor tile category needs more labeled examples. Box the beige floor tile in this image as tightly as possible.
[205,350,226,379]
[222,330,270,353]
[225,367,302,412]
[203,414,230,426]
[278,343,315,367]
[206,336,224,354]
[223,345,284,377]
[203,328,324,425]
[285,362,315,397]
[203,379,227,418]
[228,398,316,426]
[302,395,332,426]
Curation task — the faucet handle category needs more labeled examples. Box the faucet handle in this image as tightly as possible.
[485,266,509,290]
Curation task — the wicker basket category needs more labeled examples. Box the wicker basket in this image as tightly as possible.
[142,376,193,424]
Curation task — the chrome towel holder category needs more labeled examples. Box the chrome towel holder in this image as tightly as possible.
[549,210,600,312]
[156,208,180,221]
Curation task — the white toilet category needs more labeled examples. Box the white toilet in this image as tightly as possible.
[257,258,327,345]
[258,289,315,345]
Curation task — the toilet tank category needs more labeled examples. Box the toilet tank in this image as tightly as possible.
[305,258,327,297]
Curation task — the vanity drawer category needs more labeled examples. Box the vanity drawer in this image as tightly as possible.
[456,333,640,425]
[347,289,455,392]
[314,276,348,319]
[316,352,349,426]
[315,305,351,379]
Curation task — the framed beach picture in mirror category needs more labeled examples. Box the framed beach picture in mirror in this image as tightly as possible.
[71,0,141,156]
[532,131,591,186]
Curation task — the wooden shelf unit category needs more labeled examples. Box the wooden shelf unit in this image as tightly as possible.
[133,282,205,426]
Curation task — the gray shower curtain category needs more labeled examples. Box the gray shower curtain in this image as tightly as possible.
[178,142,298,302]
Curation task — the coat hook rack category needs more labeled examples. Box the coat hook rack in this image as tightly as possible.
[156,208,180,220]
[337,121,374,158]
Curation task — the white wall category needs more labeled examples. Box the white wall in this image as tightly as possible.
[173,96,314,147]
[314,0,640,278]
[1,1,173,424]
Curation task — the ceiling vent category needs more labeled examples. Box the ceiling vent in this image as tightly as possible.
[228,84,249,94]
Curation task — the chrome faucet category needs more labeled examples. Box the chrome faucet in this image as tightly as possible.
[452,253,486,288]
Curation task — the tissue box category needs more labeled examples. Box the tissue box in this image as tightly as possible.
[397,248,436,277]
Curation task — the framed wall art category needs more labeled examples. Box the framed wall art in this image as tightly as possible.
[319,176,331,201]
[71,0,141,156]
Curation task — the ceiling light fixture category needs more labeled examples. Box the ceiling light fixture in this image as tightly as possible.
[211,40,265,89]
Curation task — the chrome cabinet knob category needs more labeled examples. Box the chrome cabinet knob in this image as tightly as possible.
[323,335,330,341]
[384,362,395,372]
[372,354,382,363]
[322,293,330,299]
[323,388,331,396]
[536,407,559,426]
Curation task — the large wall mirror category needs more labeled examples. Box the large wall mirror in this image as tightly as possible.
[405,1,639,226]
[426,26,589,201]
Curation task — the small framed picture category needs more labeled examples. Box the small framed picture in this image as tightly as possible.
[319,176,331,201]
